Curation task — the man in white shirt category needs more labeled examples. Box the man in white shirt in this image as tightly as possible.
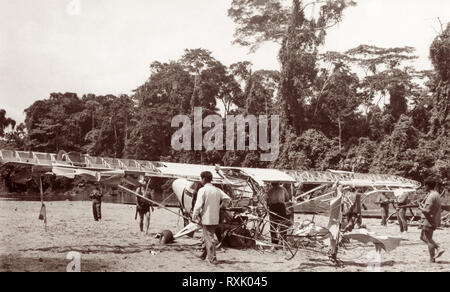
[192,171,231,264]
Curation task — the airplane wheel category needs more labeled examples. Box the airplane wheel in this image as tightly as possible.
[160,230,174,245]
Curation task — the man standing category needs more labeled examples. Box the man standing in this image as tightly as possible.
[192,171,230,265]
[266,182,290,245]
[353,190,363,229]
[342,189,363,232]
[136,178,153,234]
[377,192,391,226]
[395,189,410,233]
[89,183,102,221]
[419,178,445,263]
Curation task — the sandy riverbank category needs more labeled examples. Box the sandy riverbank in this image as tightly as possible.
[0,200,448,272]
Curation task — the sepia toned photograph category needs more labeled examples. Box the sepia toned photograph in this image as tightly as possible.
[0,0,449,276]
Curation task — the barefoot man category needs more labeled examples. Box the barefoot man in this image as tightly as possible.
[136,178,154,234]
[89,183,103,221]
[419,178,445,263]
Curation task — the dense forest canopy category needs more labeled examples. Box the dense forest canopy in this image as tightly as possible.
[1,4,449,193]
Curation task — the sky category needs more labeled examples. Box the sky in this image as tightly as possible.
[1,0,449,125]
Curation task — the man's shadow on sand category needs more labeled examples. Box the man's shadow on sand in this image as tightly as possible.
[184,250,261,265]
[19,242,201,254]
[218,259,260,265]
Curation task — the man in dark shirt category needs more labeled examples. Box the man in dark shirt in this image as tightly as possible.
[342,189,363,232]
[419,178,445,263]
[136,179,153,234]
[266,183,290,245]
[89,183,102,221]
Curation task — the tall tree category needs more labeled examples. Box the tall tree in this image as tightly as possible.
[25,93,85,152]
[217,73,243,116]
[310,61,361,151]
[181,49,223,113]
[229,61,253,83]
[83,94,135,158]
[229,0,356,134]
[223,61,254,114]
[0,109,16,137]
[345,45,420,121]
[128,61,194,160]
[244,70,280,115]
[370,115,421,178]
[429,23,450,137]
[81,94,108,155]
[228,0,355,52]
[4,123,26,150]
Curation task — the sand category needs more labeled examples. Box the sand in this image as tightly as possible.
[0,200,449,272]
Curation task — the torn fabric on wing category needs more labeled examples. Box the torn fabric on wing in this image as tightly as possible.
[343,229,402,253]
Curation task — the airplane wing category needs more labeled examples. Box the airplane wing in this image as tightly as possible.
[221,166,297,185]
[0,149,420,189]
[286,169,420,189]
[0,150,232,184]
[157,162,232,184]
